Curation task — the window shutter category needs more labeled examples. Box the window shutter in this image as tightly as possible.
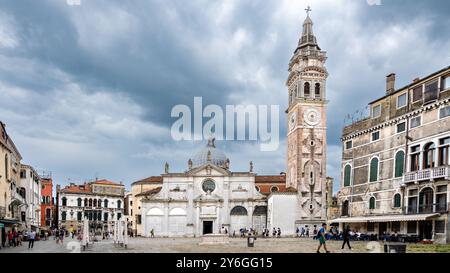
[395,151,405,177]
[369,158,379,182]
[344,165,351,187]
[369,197,375,209]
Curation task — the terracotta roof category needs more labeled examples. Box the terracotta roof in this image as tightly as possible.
[60,184,92,194]
[255,175,286,183]
[135,187,162,197]
[91,179,123,186]
[131,176,163,186]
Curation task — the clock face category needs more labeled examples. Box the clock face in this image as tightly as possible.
[304,108,321,126]
[289,113,297,130]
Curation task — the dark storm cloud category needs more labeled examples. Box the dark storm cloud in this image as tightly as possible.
[0,0,449,192]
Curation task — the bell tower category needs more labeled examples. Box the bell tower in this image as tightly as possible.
[286,7,329,225]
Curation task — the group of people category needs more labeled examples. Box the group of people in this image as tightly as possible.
[3,229,37,249]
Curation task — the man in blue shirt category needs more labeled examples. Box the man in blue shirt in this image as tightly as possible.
[316,223,330,253]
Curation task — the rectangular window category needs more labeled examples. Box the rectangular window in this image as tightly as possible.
[396,122,406,133]
[424,81,438,104]
[372,105,381,118]
[371,131,380,142]
[438,137,450,166]
[367,223,375,232]
[407,221,417,234]
[443,76,450,91]
[397,93,407,109]
[410,116,421,129]
[435,221,445,234]
[137,214,142,225]
[436,194,447,212]
[410,145,420,172]
[345,140,353,150]
[412,86,423,103]
[440,106,450,119]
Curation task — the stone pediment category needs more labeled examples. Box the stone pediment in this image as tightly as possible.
[186,163,231,176]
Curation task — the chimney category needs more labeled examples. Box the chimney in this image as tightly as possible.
[386,73,396,94]
[413,77,420,83]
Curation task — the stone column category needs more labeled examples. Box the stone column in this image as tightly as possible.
[163,205,169,237]
[196,205,200,236]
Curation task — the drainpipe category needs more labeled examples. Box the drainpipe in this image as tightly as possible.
[404,88,412,217]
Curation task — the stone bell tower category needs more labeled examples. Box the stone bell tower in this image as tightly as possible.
[286,7,329,226]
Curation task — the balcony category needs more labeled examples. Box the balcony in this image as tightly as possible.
[405,203,448,215]
[403,166,450,184]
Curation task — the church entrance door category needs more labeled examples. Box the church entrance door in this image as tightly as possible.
[203,221,213,235]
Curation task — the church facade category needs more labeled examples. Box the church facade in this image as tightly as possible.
[140,139,268,237]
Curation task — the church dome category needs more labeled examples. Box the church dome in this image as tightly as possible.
[192,138,227,168]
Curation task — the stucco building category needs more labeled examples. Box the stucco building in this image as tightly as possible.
[56,179,125,233]
[334,66,450,243]
[19,165,41,232]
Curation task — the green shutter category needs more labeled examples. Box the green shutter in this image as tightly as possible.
[344,165,351,187]
[369,158,379,182]
[395,151,405,178]
[369,197,375,209]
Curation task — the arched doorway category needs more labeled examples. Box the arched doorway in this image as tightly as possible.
[230,206,248,235]
[168,208,187,236]
[146,208,163,237]
[252,206,267,232]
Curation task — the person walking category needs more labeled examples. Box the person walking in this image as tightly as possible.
[150,228,154,238]
[28,229,36,249]
[316,223,330,253]
[59,229,65,244]
[342,225,352,250]
[277,228,281,238]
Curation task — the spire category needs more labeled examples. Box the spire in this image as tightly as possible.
[296,6,320,52]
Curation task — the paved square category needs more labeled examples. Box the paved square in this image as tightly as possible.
[2,237,449,253]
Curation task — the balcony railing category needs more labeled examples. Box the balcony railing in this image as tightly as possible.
[403,165,450,184]
[405,203,448,214]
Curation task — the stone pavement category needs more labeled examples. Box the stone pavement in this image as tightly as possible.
[0,237,445,253]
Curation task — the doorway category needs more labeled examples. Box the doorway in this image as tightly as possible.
[203,221,213,235]
[379,222,387,237]
[419,221,433,240]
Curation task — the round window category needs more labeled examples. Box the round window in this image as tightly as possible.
[202,179,216,193]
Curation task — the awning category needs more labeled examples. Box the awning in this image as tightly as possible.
[329,213,440,223]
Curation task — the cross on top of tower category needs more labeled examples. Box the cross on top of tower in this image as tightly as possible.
[305,6,312,16]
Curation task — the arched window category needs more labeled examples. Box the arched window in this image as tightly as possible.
[315,83,321,98]
[342,200,349,216]
[369,197,376,210]
[117,200,122,209]
[304,82,310,97]
[97,212,102,221]
[423,142,436,169]
[343,164,351,187]
[77,198,82,207]
[394,151,405,178]
[230,206,248,216]
[62,197,67,206]
[289,92,293,104]
[393,194,401,208]
[88,198,92,207]
[77,211,82,221]
[93,212,98,221]
[104,199,108,208]
[98,199,102,208]
[93,199,97,207]
[271,186,279,192]
[61,211,66,221]
[253,206,267,216]
[419,187,434,213]
[369,157,379,182]
[46,196,50,204]
[84,198,88,207]
[88,212,93,221]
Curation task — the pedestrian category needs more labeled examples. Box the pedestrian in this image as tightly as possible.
[150,228,154,238]
[277,227,281,238]
[17,231,23,246]
[55,229,60,244]
[28,229,36,249]
[59,229,64,244]
[300,227,305,237]
[272,228,276,237]
[342,225,352,250]
[316,223,330,253]
[7,231,13,247]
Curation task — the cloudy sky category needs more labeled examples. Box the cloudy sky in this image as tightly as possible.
[0,0,449,193]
